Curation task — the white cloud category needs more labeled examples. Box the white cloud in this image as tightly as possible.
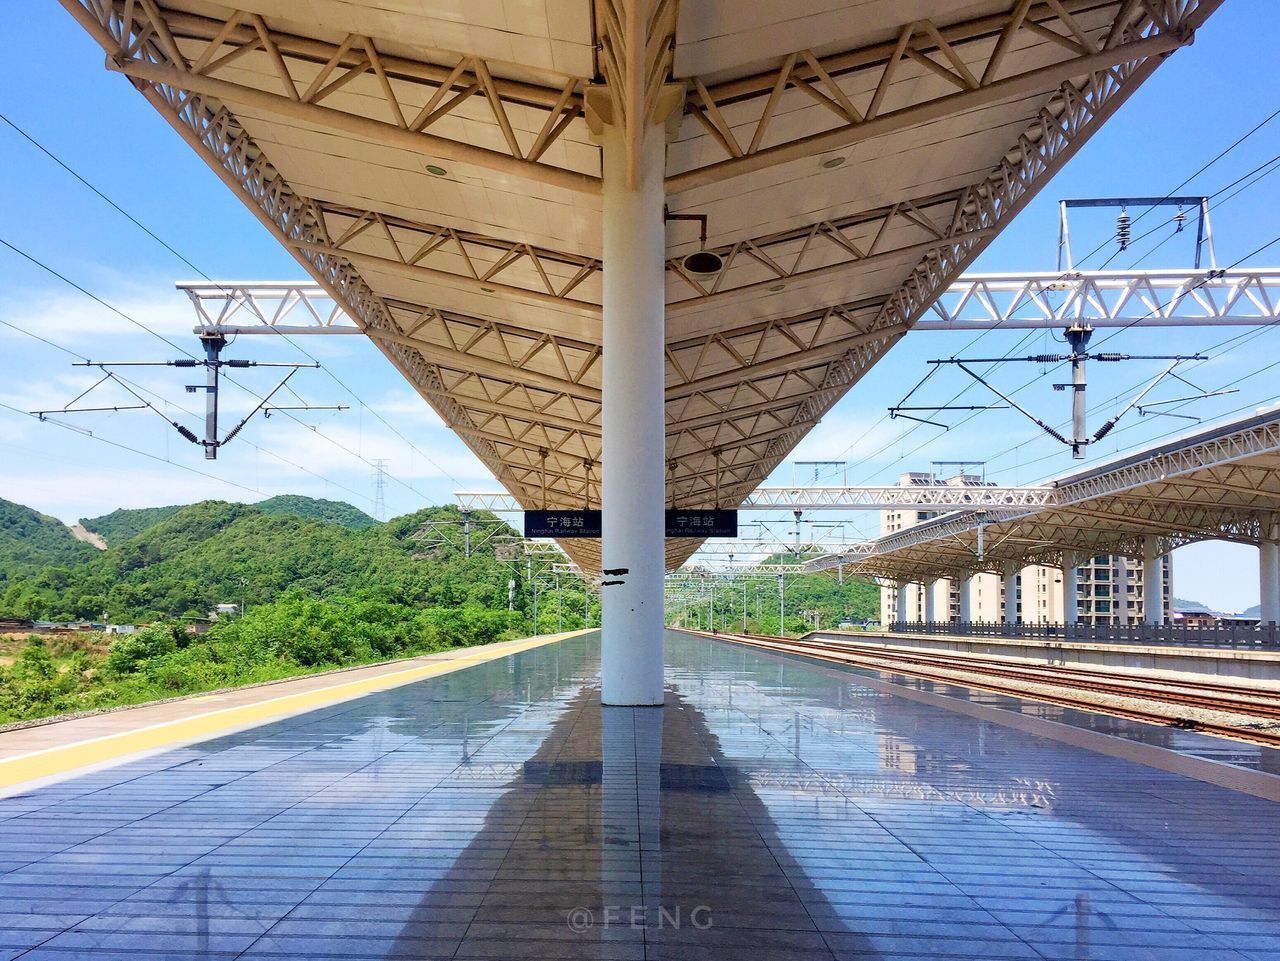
[243,416,491,483]
[0,279,196,349]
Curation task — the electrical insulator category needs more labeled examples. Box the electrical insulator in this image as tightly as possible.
[1116,209,1131,249]
[1174,207,1186,233]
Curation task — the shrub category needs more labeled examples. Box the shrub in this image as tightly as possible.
[105,625,179,675]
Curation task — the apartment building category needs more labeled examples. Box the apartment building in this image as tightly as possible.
[879,472,1172,624]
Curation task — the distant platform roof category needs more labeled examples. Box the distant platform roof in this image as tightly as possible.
[807,407,1280,580]
[60,0,1221,570]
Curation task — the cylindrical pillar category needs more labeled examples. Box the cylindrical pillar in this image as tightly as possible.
[600,123,666,706]
[1261,540,1280,625]
[1142,536,1164,626]
[895,581,909,626]
[957,577,973,623]
[1061,551,1079,626]
[923,579,937,623]
[1002,565,1019,626]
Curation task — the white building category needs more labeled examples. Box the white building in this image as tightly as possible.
[879,472,1171,625]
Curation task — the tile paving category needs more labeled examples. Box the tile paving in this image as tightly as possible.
[0,630,1277,960]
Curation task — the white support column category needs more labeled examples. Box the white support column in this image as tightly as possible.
[1261,539,1280,626]
[1002,565,1019,626]
[895,581,910,625]
[600,122,665,706]
[957,577,973,623]
[923,579,937,623]
[1142,536,1164,626]
[1061,551,1079,626]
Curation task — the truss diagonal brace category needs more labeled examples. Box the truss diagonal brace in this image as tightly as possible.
[668,30,1192,192]
[105,59,600,196]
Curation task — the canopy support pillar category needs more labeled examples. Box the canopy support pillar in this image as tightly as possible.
[599,119,666,706]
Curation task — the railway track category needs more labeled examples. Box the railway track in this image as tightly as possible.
[697,630,1280,748]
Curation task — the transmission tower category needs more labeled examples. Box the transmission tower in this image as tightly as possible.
[372,458,389,521]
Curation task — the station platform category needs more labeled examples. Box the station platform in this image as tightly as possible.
[1,630,1278,960]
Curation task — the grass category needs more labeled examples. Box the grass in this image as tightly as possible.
[0,596,526,725]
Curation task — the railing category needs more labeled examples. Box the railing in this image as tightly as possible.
[878,620,1280,650]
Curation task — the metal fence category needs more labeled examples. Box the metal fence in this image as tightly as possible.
[882,620,1280,650]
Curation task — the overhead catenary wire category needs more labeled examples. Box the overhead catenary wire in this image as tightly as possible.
[970,228,1280,478]
[0,313,378,507]
[821,131,1280,482]
[841,129,1280,488]
[0,399,263,498]
[0,110,464,489]
[1091,150,1280,272]
[0,235,421,506]
[1068,106,1280,270]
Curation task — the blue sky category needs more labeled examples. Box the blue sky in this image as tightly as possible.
[1,2,1277,610]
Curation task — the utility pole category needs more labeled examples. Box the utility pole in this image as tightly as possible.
[778,572,786,636]
[742,577,748,633]
[201,334,224,462]
[372,458,389,521]
[528,557,538,636]
[462,509,471,558]
[556,571,563,633]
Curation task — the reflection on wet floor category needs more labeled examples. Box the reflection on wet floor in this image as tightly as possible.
[0,630,1277,960]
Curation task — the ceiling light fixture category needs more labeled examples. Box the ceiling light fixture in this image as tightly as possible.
[664,206,724,276]
[425,164,448,176]
[820,155,846,169]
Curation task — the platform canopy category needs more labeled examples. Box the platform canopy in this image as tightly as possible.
[805,408,1280,581]
[61,0,1220,572]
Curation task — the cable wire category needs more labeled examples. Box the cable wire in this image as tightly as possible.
[0,110,464,488]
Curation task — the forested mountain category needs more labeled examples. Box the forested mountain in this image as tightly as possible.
[80,505,183,545]
[255,495,377,530]
[0,493,879,724]
[81,495,376,546]
[0,499,96,589]
[2,501,509,622]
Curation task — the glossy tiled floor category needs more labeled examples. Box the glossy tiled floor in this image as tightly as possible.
[1,631,1278,960]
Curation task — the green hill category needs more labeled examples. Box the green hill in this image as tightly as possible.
[256,494,376,530]
[0,500,529,723]
[82,495,375,546]
[0,498,95,590]
[81,505,184,545]
[0,493,882,724]
[1,500,516,623]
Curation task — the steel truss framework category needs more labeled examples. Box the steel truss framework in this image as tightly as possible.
[803,410,1280,582]
[917,269,1280,330]
[61,0,1210,192]
[453,486,1053,512]
[61,0,1219,571]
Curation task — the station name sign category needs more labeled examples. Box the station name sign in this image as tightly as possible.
[665,509,738,538]
[522,509,738,538]
[524,509,602,538]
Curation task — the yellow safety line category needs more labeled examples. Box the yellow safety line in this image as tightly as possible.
[0,632,575,791]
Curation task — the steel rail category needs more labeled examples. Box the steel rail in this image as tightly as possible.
[700,631,1280,748]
